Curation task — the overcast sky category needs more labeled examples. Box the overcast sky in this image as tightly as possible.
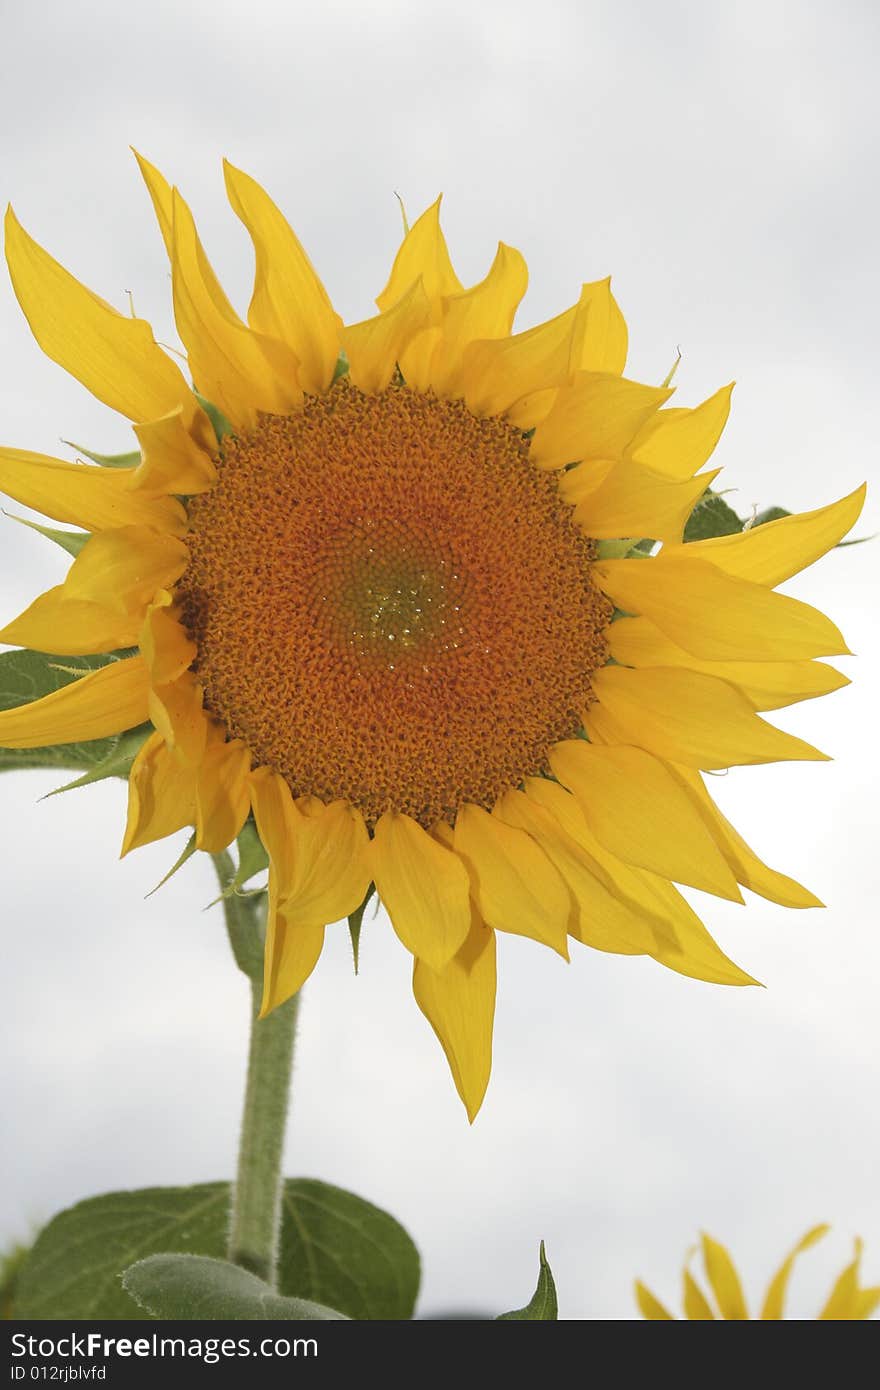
[1,0,878,1319]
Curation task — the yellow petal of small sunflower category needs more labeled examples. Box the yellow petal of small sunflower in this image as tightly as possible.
[0,655,150,748]
[627,382,734,480]
[760,1225,830,1320]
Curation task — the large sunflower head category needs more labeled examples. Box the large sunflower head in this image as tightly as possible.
[0,157,865,1119]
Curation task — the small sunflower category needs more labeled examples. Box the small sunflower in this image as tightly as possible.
[0,158,864,1118]
[636,1227,880,1320]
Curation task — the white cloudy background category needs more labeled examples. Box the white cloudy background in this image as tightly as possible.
[1,0,878,1320]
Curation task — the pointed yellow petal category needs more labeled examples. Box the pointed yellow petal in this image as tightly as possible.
[593,555,850,660]
[342,277,433,394]
[700,1234,748,1319]
[531,372,672,470]
[147,673,207,764]
[635,1281,675,1319]
[139,594,197,686]
[132,407,217,496]
[567,461,720,544]
[588,666,829,768]
[195,737,252,853]
[460,299,584,418]
[170,188,301,428]
[280,800,371,928]
[0,654,149,748]
[548,741,743,901]
[608,617,850,711]
[569,277,628,376]
[453,802,570,953]
[372,811,471,971]
[662,484,867,586]
[760,1225,829,1319]
[683,1266,716,1320]
[413,912,496,1122]
[4,206,199,425]
[667,764,823,908]
[375,195,463,312]
[63,526,189,612]
[628,383,734,480]
[261,915,326,1016]
[223,160,342,394]
[521,777,673,950]
[122,730,198,854]
[643,874,758,986]
[817,1241,864,1320]
[428,242,529,397]
[249,766,299,890]
[134,150,239,322]
[0,586,140,655]
[853,1285,880,1320]
[0,449,186,535]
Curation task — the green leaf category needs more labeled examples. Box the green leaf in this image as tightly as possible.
[347,884,375,974]
[497,1243,558,1320]
[194,392,235,443]
[0,650,142,777]
[122,1255,346,1321]
[683,488,743,541]
[62,440,141,469]
[3,512,90,558]
[752,505,791,527]
[15,1180,420,1320]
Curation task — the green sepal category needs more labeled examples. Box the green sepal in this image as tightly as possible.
[595,537,655,559]
[146,832,198,898]
[497,1243,558,1320]
[683,489,743,541]
[44,724,151,797]
[3,512,90,558]
[207,821,269,907]
[347,884,375,974]
[194,392,235,443]
[62,439,141,469]
[14,1180,421,1320]
[0,650,141,776]
[122,1254,347,1321]
[332,350,350,382]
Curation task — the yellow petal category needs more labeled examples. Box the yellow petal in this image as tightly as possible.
[413,911,496,1122]
[661,484,867,586]
[567,461,719,544]
[608,617,850,711]
[587,666,829,768]
[0,449,186,535]
[522,776,676,951]
[548,741,743,901]
[667,764,823,908]
[249,766,301,892]
[683,1265,716,1320]
[195,737,252,853]
[700,1234,748,1319]
[817,1241,865,1320]
[628,383,734,480]
[0,586,140,655]
[63,526,189,612]
[342,277,432,394]
[371,811,471,971]
[593,555,850,660]
[122,730,198,854]
[635,1281,675,1319]
[262,914,326,1016]
[139,595,197,686]
[147,673,207,764]
[131,407,217,496]
[375,195,463,312]
[452,802,571,953]
[4,206,199,425]
[760,1225,829,1319]
[134,151,239,323]
[280,800,372,929]
[569,277,628,376]
[531,372,672,470]
[428,242,529,397]
[645,874,758,986]
[223,160,342,394]
[0,654,149,748]
[460,299,584,418]
[170,188,301,428]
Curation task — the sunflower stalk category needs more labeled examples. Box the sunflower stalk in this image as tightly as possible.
[212,850,299,1287]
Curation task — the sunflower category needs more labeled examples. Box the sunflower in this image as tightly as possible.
[636,1227,880,1320]
[0,157,864,1119]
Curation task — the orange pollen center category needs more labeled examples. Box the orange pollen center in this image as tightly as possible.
[180,381,612,826]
